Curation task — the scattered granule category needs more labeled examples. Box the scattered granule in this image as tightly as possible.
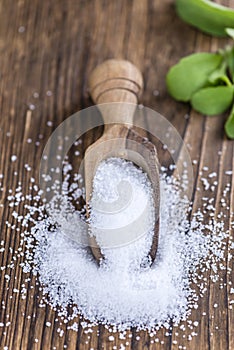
[153,90,160,96]
[33,92,39,98]
[201,177,210,190]
[11,155,17,162]
[29,104,35,111]
[208,172,217,178]
[18,26,25,33]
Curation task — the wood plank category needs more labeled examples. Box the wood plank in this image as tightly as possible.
[0,0,233,349]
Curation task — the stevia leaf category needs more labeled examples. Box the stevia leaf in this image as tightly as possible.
[176,0,234,37]
[191,86,234,115]
[219,45,234,83]
[166,53,223,102]
[225,105,234,139]
[226,47,234,82]
[225,28,234,40]
[208,70,232,86]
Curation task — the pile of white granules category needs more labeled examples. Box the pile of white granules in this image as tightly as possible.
[1,145,234,347]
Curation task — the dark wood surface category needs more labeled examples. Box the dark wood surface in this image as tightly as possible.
[0,0,234,349]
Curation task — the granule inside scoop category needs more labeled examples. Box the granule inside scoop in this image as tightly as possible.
[89,157,155,264]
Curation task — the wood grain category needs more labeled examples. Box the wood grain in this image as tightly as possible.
[0,0,233,349]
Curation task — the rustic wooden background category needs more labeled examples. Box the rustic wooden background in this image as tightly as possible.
[1,0,234,349]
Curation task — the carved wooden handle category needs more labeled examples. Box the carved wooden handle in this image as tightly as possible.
[88,59,143,125]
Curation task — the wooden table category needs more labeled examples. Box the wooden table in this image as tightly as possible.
[0,1,234,349]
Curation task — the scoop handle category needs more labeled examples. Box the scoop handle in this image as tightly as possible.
[88,59,143,125]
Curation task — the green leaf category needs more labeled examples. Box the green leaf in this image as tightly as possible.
[166,53,223,101]
[208,71,231,86]
[208,63,232,86]
[176,0,234,37]
[226,47,234,83]
[225,105,234,139]
[219,45,234,83]
[191,85,234,115]
[225,28,234,40]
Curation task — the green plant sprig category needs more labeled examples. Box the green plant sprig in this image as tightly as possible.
[166,30,234,139]
[176,0,234,37]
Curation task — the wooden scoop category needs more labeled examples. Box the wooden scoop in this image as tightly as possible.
[86,59,160,264]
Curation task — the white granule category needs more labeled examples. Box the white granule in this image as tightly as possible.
[11,155,17,162]
[208,172,217,178]
[18,26,25,33]
[29,104,35,111]
[153,90,159,96]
